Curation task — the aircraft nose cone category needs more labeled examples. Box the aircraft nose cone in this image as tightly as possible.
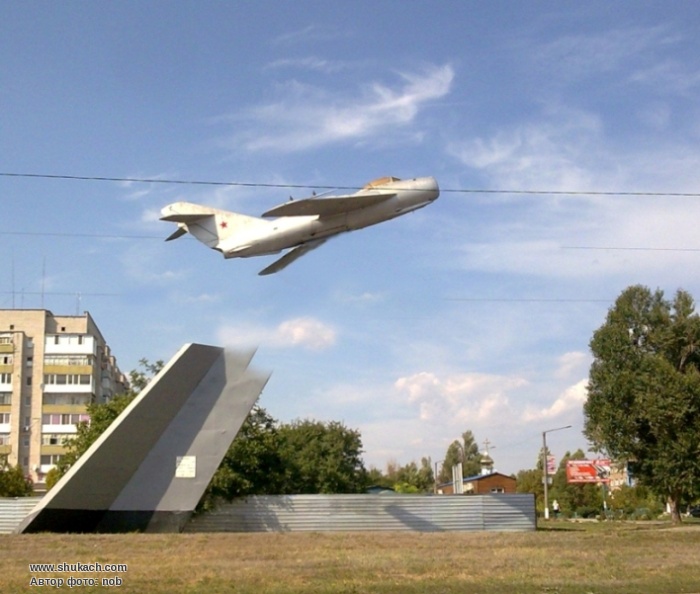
[420,176,440,201]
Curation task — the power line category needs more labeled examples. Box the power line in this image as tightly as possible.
[562,246,700,252]
[1,229,699,253]
[2,171,700,197]
[0,291,120,296]
[0,230,160,239]
[444,298,611,303]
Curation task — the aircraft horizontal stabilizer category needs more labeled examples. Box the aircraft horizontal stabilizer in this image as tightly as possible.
[259,239,327,276]
[261,191,395,218]
[160,212,212,223]
[165,226,188,241]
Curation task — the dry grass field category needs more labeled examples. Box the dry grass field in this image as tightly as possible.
[2,522,699,593]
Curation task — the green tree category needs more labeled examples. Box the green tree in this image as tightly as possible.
[200,406,284,508]
[0,463,33,496]
[548,450,603,518]
[128,358,164,392]
[384,457,434,493]
[584,285,700,523]
[516,468,544,512]
[438,430,482,483]
[366,466,393,489]
[278,419,368,494]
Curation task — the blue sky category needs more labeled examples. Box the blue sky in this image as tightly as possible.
[3,2,700,475]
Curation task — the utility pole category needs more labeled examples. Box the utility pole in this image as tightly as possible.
[542,425,571,520]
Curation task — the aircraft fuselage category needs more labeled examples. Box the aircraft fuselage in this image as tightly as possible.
[161,175,439,275]
[219,176,439,258]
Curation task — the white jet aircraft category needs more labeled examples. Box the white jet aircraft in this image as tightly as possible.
[160,175,439,275]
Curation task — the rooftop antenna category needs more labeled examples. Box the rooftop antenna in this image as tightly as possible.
[41,257,46,309]
[11,254,15,309]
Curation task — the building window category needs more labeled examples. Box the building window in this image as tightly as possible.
[490,487,505,493]
[0,434,10,445]
[44,355,93,366]
[26,356,33,367]
[44,374,92,386]
[1,355,12,365]
[0,413,10,424]
[0,393,11,405]
[0,373,11,384]
[40,454,62,466]
[41,413,90,426]
[41,433,71,446]
[42,393,90,406]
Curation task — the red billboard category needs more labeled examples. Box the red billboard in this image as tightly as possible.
[566,459,611,483]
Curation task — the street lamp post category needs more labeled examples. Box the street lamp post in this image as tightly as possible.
[542,425,572,520]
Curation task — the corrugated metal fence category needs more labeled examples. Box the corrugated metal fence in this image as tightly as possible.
[186,494,536,533]
[0,498,41,534]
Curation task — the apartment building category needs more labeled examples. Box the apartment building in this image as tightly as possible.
[0,309,128,489]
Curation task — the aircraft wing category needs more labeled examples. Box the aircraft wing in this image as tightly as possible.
[258,239,327,276]
[261,191,395,218]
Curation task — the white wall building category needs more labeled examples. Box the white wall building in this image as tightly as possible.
[0,310,128,489]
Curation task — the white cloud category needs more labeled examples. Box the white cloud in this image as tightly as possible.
[334,290,386,304]
[277,317,336,350]
[394,371,526,423]
[522,379,588,422]
[218,316,336,351]
[227,64,454,152]
[555,351,590,379]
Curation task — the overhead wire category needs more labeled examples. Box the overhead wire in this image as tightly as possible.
[1,171,699,253]
[2,171,700,197]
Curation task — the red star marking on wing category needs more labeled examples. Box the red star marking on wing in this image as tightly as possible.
[220,220,228,229]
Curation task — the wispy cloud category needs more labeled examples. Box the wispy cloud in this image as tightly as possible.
[271,24,347,47]
[218,316,336,350]
[264,56,347,73]
[226,63,454,152]
[533,26,681,83]
[120,244,184,285]
[446,100,700,283]
[447,107,603,191]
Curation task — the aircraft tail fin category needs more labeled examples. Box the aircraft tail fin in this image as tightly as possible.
[160,201,269,248]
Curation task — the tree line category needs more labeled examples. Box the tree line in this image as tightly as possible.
[2,285,698,524]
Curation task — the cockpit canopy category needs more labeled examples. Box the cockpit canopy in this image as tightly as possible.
[362,176,401,189]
